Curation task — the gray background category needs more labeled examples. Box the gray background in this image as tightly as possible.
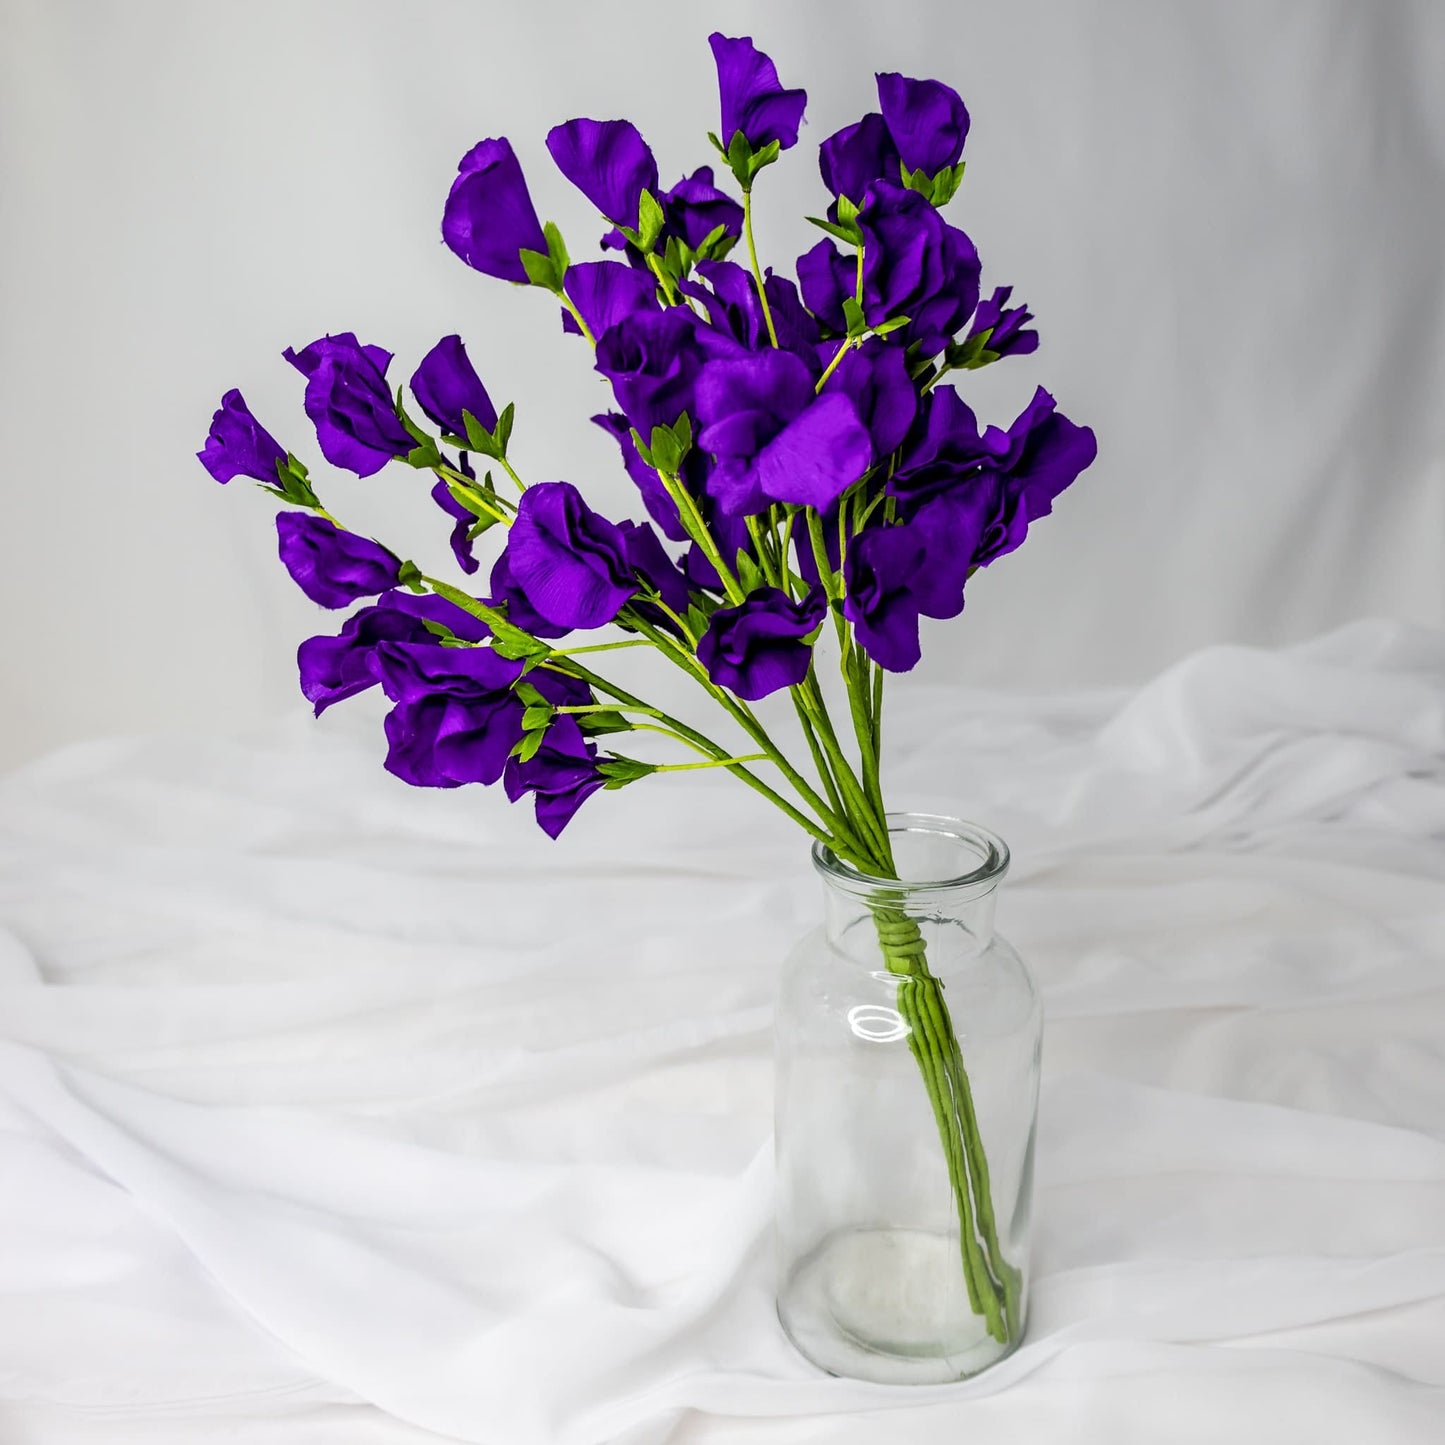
[2,0,1442,772]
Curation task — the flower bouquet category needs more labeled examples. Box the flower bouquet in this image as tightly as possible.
[199,33,1095,1382]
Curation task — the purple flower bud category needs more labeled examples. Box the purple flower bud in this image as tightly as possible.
[442,138,548,285]
[505,481,638,630]
[561,261,659,341]
[658,167,743,250]
[695,350,872,515]
[198,389,288,486]
[876,73,970,176]
[297,590,490,716]
[410,335,497,439]
[698,586,825,699]
[819,114,900,206]
[503,715,605,839]
[546,118,658,228]
[283,333,415,478]
[965,286,1039,360]
[275,512,403,610]
[709,34,807,152]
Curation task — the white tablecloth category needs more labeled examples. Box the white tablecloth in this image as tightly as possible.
[2,619,1442,1443]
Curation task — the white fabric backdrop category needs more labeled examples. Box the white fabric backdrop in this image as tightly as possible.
[1,619,1443,1442]
[2,0,1444,771]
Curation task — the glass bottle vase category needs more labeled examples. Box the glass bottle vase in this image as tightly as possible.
[775,813,1042,1383]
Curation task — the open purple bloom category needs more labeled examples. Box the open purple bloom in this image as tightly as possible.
[503,715,606,838]
[442,138,548,285]
[410,335,498,440]
[283,333,415,478]
[818,338,917,458]
[695,350,872,515]
[275,513,403,609]
[709,33,807,152]
[374,643,526,788]
[876,73,970,176]
[562,261,659,340]
[698,586,825,699]
[594,308,706,438]
[796,239,856,333]
[819,113,900,206]
[486,548,570,640]
[889,385,1011,513]
[685,260,820,361]
[505,481,638,630]
[842,523,929,672]
[965,286,1039,360]
[1000,387,1098,529]
[546,118,658,229]
[198,389,287,486]
[857,183,980,358]
[297,590,490,716]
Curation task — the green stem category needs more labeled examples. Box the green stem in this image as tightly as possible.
[742,187,779,349]
[814,337,855,393]
[558,292,595,344]
[653,753,768,772]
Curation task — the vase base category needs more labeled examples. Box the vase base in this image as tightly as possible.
[777,1226,1021,1384]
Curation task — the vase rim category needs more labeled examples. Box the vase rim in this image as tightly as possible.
[812,812,1010,897]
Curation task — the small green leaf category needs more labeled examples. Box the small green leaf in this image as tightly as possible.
[511,728,546,762]
[841,297,868,338]
[835,194,860,227]
[685,602,715,637]
[635,189,667,252]
[396,559,424,592]
[514,681,547,708]
[734,549,764,595]
[629,426,656,469]
[461,408,497,456]
[543,219,571,276]
[745,138,781,185]
[806,215,861,245]
[494,401,515,454]
[871,313,911,338]
[576,710,633,736]
[519,247,560,291]
[420,618,458,643]
[521,704,553,731]
[931,162,965,207]
[598,755,659,786]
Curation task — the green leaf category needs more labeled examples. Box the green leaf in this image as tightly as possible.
[494,401,515,454]
[841,296,868,338]
[693,222,733,263]
[405,441,443,469]
[629,426,656,469]
[685,601,715,637]
[576,710,633,737]
[745,138,781,184]
[946,329,992,371]
[513,681,547,708]
[511,728,546,763]
[420,618,459,643]
[521,704,553,731]
[396,559,424,592]
[461,408,497,456]
[519,246,560,292]
[543,219,571,277]
[598,755,659,786]
[931,161,965,207]
[734,548,764,595]
[635,189,667,252]
[871,313,911,338]
[834,194,860,227]
[806,215,861,245]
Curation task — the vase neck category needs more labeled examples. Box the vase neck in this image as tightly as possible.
[814,814,1008,953]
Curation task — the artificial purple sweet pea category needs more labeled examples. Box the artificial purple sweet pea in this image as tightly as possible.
[594,308,706,438]
[591,412,686,540]
[275,512,403,610]
[197,390,288,486]
[685,260,820,361]
[430,477,481,575]
[410,335,498,440]
[795,239,857,333]
[297,590,490,716]
[561,262,659,340]
[503,715,606,839]
[841,523,929,672]
[658,167,744,250]
[442,138,548,285]
[999,387,1099,530]
[818,339,917,458]
[695,350,872,515]
[819,113,900,207]
[965,286,1039,360]
[876,73,970,176]
[857,183,980,357]
[487,548,570,640]
[374,642,526,788]
[506,481,638,630]
[618,519,692,616]
[888,385,1012,513]
[283,334,415,478]
[546,118,658,229]
[698,586,825,699]
[708,33,807,152]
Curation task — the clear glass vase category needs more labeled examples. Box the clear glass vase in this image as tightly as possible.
[775,813,1042,1384]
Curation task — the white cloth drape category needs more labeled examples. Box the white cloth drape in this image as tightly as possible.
[2,619,1443,1443]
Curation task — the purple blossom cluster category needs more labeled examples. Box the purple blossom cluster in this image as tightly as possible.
[199,33,1096,840]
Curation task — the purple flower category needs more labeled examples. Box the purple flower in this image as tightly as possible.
[697,586,825,699]
[842,523,929,672]
[618,518,692,619]
[505,481,638,630]
[876,73,970,176]
[430,476,481,575]
[796,239,856,332]
[889,386,1011,513]
[709,33,807,152]
[591,411,685,541]
[819,113,899,206]
[275,512,402,609]
[283,333,415,478]
[695,350,872,515]
[410,335,498,439]
[487,548,570,640]
[658,167,744,250]
[546,118,658,228]
[999,387,1098,531]
[684,260,820,360]
[561,261,659,340]
[198,389,287,486]
[374,643,526,788]
[818,339,917,458]
[503,715,606,838]
[297,590,489,716]
[965,286,1038,360]
[594,309,706,438]
[857,183,980,357]
[442,138,548,285]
